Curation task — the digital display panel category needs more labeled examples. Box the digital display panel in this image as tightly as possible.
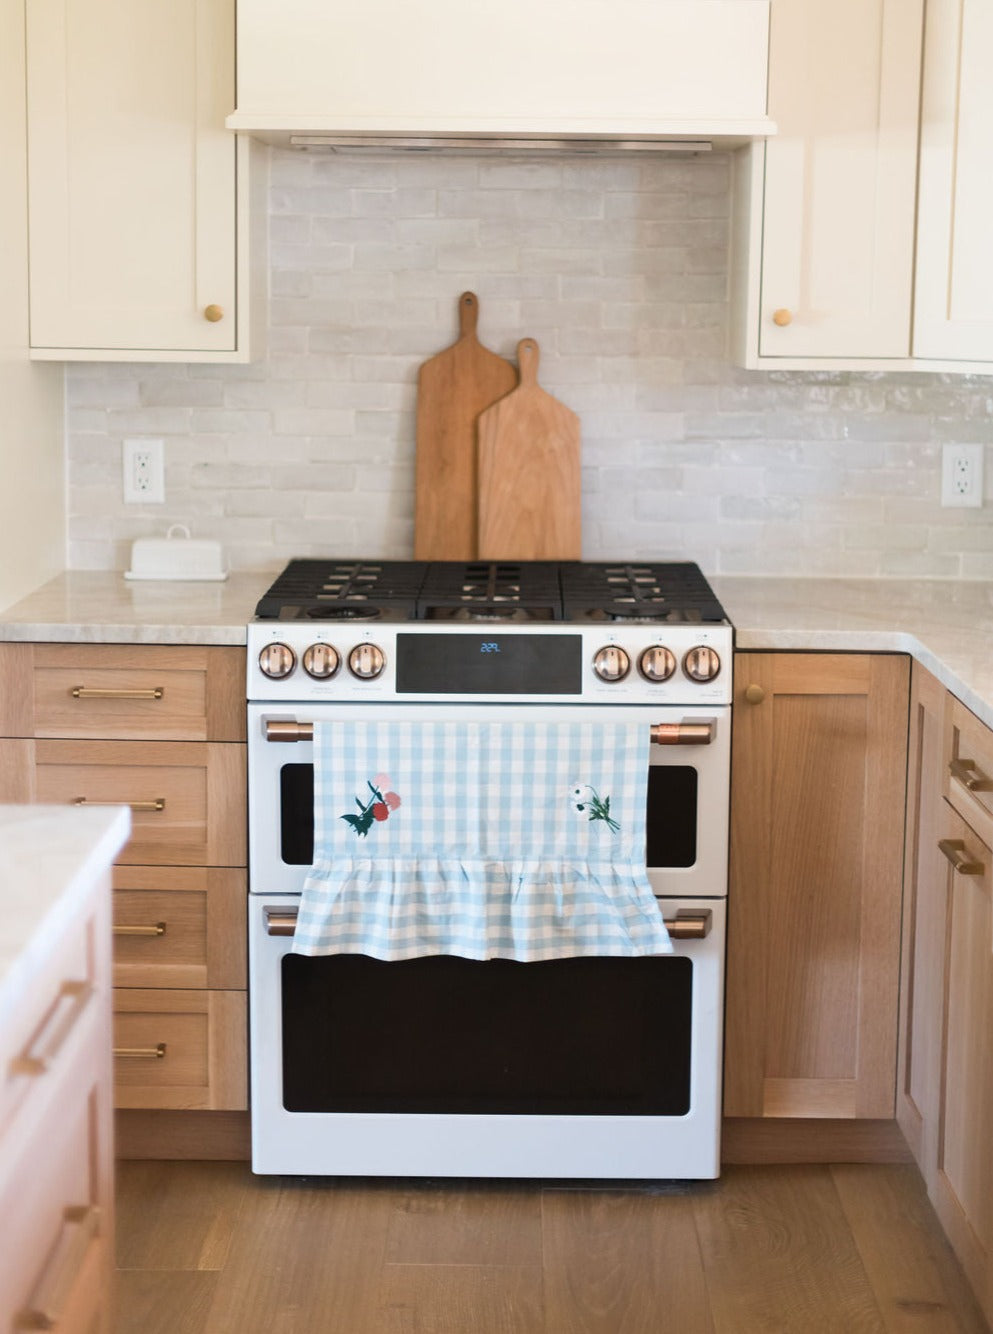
[396,633,583,695]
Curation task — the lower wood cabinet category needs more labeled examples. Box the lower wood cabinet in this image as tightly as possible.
[899,663,993,1324]
[724,651,910,1121]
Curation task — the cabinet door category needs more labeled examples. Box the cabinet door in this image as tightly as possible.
[724,653,910,1119]
[752,0,921,361]
[930,807,993,1323]
[26,0,238,356]
[914,0,993,361]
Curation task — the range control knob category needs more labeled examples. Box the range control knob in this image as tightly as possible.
[348,642,386,681]
[258,642,296,679]
[302,643,340,680]
[682,645,722,683]
[592,645,630,683]
[638,645,676,683]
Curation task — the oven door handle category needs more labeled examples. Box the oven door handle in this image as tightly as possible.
[264,905,713,940]
[263,719,716,745]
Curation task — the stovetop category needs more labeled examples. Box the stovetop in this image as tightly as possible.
[254,559,729,626]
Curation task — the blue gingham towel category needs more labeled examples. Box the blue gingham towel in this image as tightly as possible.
[294,719,672,960]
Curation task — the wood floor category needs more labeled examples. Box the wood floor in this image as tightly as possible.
[114,1161,988,1333]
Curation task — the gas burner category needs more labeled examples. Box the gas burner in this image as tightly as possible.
[304,605,382,621]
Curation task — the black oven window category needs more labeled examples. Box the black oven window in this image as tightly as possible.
[280,953,693,1117]
[646,765,697,868]
[280,764,314,865]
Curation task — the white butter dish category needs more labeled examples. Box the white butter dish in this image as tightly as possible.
[125,526,228,582]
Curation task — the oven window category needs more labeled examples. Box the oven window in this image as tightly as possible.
[646,766,697,868]
[280,764,314,865]
[280,953,693,1116]
[282,762,698,870]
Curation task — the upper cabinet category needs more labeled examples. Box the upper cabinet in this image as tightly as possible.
[731,0,923,367]
[228,0,774,145]
[734,0,993,373]
[26,0,266,362]
[913,0,993,362]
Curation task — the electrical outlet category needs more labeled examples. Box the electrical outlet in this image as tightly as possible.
[123,438,165,504]
[941,443,984,509]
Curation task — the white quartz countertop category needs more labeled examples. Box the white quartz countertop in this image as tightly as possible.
[0,804,130,1023]
[1,570,991,729]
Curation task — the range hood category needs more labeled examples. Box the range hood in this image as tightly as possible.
[227,0,776,151]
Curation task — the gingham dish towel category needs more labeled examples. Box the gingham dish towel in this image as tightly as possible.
[293,719,672,960]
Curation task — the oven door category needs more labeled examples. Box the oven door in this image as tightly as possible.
[248,894,725,1179]
[247,702,730,900]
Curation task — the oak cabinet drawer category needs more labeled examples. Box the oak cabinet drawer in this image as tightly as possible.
[113,989,247,1110]
[946,697,993,848]
[112,867,246,989]
[0,643,245,742]
[8,738,246,866]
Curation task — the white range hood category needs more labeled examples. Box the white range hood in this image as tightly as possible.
[227,0,775,151]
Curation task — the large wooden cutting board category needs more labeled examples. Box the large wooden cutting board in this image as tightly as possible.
[477,338,582,560]
[414,292,516,560]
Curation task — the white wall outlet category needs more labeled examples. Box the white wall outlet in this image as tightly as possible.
[123,438,165,504]
[941,443,984,509]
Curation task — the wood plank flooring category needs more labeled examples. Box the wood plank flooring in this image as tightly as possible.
[114,1162,989,1333]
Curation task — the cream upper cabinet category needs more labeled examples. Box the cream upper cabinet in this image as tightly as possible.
[913,0,993,362]
[731,0,923,367]
[26,0,264,362]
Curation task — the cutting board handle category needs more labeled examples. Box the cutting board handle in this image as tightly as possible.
[458,291,480,338]
[517,337,539,386]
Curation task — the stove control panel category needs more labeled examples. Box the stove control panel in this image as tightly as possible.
[248,622,732,705]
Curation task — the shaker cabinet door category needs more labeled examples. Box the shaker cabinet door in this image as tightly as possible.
[914,0,993,362]
[25,0,243,359]
[755,0,922,361]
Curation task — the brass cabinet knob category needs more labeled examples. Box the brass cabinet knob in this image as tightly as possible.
[772,308,793,327]
[743,683,766,704]
[204,304,224,323]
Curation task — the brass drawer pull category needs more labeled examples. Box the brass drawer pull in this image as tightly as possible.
[113,922,167,938]
[938,839,984,876]
[71,686,164,700]
[114,1043,167,1059]
[72,797,165,813]
[949,756,993,792]
[9,981,93,1078]
[14,1204,101,1331]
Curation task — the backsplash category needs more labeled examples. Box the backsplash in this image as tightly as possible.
[66,149,993,579]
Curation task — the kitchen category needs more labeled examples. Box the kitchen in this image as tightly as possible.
[2,0,993,1330]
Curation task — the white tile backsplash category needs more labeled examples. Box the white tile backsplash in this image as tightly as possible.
[66,149,993,578]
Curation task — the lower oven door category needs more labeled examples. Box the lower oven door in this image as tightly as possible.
[248,896,725,1179]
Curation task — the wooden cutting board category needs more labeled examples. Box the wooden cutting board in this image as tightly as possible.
[477,338,582,560]
[414,292,517,561]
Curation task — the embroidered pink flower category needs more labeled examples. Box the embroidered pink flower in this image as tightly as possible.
[372,802,389,821]
[384,791,401,811]
[374,773,392,789]
[341,776,402,837]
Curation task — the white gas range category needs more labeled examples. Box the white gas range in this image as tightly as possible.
[246,559,732,1179]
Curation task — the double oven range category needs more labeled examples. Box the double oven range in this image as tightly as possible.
[246,559,732,1179]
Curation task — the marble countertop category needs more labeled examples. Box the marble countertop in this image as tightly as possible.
[1,570,991,728]
[0,804,130,1023]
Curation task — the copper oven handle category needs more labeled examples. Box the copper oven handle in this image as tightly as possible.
[949,756,993,792]
[265,719,715,745]
[265,906,713,940]
[14,1204,101,1331]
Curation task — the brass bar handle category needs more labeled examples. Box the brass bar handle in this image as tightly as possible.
[113,922,167,938]
[14,1204,101,1331]
[949,756,993,793]
[651,720,714,746]
[114,1043,167,1059]
[72,797,165,812]
[663,909,713,940]
[9,981,93,1078]
[938,839,984,876]
[71,686,164,700]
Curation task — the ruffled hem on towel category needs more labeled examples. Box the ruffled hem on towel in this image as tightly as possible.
[293,856,673,961]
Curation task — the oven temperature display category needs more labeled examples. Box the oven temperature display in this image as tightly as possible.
[480,641,501,654]
[396,634,583,694]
